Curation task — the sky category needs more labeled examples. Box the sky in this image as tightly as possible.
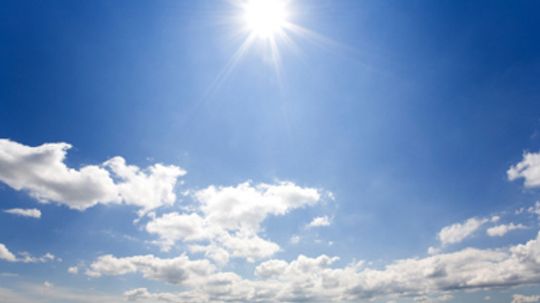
[1,0,540,302]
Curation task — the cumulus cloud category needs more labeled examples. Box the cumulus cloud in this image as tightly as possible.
[508,152,540,187]
[146,182,322,262]
[115,231,540,302]
[0,139,185,213]
[196,182,320,232]
[437,217,488,246]
[306,216,331,228]
[86,254,215,286]
[487,223,527,237]
[512,294,540,303]
[3,208,41,218]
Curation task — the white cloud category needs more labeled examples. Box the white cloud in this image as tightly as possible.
[18,252,58,264]
[196,182,320,232]
[428,246,442,255]
[103,157,185,215]
[3,208,41,218]
[487,223,526,237]
[438,217,488,246]
[528,202,540,218]
[116,231,540,302]
[306,216,331,228]
[0,244,16,262]
[146,213,209,249]
[508,152,540,187]
[0,139,185,213]
[146,182,322,263]
[0,243,56,263]
[512,294,540,303]
[86,254,215,286]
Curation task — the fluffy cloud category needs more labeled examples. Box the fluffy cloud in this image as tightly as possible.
[512,294,540,303]
[146,213,209,249]
[0,139,185,213]
[487,223,527,237]
[0,243,56,263]
[3,208,41,218]
[196,182,320,232]
[508,152,540,187]
[0,244,16,262]
[306,216,331,228]
[86,254,215,285]
[437,217,488,246]
[116,231,540,302]
[146,182,322,262]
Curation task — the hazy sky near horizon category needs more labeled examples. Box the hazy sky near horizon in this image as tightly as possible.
[1,1,540,302]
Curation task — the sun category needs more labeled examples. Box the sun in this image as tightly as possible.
[208,0,319,90]
[242,0,289,39]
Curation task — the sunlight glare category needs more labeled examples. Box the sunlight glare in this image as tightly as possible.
[242,0,289,39]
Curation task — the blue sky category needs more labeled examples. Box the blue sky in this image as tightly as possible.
[1,0,540,302]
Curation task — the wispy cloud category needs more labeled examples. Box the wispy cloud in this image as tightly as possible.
[487,223,527,237]
[437,217,488,246]
[0,243,57,264]
[3,208,41,219]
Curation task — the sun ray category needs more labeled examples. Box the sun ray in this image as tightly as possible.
[207,0,345,90]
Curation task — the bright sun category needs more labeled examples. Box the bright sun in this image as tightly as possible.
[242,0,289,39]
[210,0,314,85]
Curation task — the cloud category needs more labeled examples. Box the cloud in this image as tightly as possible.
[116,231,540,302]
[508,152,540,187]
[0,139,185,213]
[86,254,215,286]
[0,244,16,262]
[196,182,320,232]
[306,216,331,228]
[68,266,79,274]
[146,181,322,263]
[17,252,58,264]
[512,294,540,303]
[528,202,540,218]
[0,243,56,263]
[3,208,41,218]
[437,217,488,246]
[487,223,527,237]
